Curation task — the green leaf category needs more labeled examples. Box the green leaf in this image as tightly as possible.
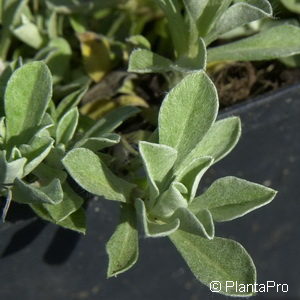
[159,72,218,164]
[19,136,54,176]
[170,207,214,239]
[56,107,79,145]
[135,198,180,237]
[128,49,174,73]
[106,204,139,277]
[175,156,213,202]
[82,106,139,139]
[5,61,52,145]
[63,148,135,202]
[170,231,256,297]
[182,117,241,166]
[45,38,72,83]
[13,18,44,49]
[13,178,63,205]
[0,151,26,184]
[281,0,300,13]
[190,176,277,221]
[32,204,86,234]
[75,134,120,151]
[207,0,272,43]
[41,182,83,222]
[150,182,188,218]
[56,86,88,120]
[207,25,300,62]
[182,0,209,22]
[139,141,177,200]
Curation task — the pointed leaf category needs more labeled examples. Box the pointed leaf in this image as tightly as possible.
[139,141,177,200]
[150,182,188,218]
[135,198,180,237]
[128,49,174,73]
[207,0,272,43]
[56,107,79,145]
[176,156,213,201]
[190,176,277,221]
[159,72,218,163]
[171,207,214,239]
[208,25,300,62]
[13,178,63,205]
[0,151,26,184]
[182,117,241,166]
[106,204,139,277]
[75,134,120,151]
[63,148,135,202]
[5,61,52,145]
[19,136,54,176]
[170,231,256,297]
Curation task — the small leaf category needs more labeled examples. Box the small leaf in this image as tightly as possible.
[170,231,256,297]
[175,156,213,202]
[128,49,174,73]
[81,106,140,139]
[150,182,188,218]
[139,141,177,200]
[207,0,273,43]
[13,178,63,205]
[56,107,79,145]
[75,134,120,151]
[41,182,84,222]
[56,86,88,120]
[159,71,218,164]
[13,19,44,49]
[135,198,180,237]
[0,151,26,185]
[182,117,241,166]
[208,25,300,62]
[19,136,54,176]
[5,61,52,145]
[32,204,86,234]
[63,148,135,202]
[171,207,214,239]
[190,176,277,221]
[106,204,139,277]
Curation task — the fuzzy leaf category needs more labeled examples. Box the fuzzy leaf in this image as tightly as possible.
[0,151,26,184]
[159,72,218,163]
[208,25,300,62]
[5,61,52,145]
[75,134,120,151]
[135,198,180,237]
[171,207,214,239]
[190,176,277,221]
[19,136,54,176]
[150,182,188,218]
[139,141,177,200]
[31,204,86,234]
[182,0,209,22]
[106,204,139,277]
[56,86,88,120]
[56,107,79,145]
[207,0,272,43]
[13,178,63,205]
[175,156,213,202]
[182,117,241,166]
[63,148,135,202]
[41,182,83,222]
[81,106,140,139]
[13,20,44,49]
[128,49,174,73]
[170,231,256,297]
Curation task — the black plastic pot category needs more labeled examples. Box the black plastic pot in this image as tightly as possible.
[1,84,300,300]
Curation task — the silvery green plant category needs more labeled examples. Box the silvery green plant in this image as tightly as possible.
[62,71,277,297]
[0,60,139,232]
[128,0,300,82]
